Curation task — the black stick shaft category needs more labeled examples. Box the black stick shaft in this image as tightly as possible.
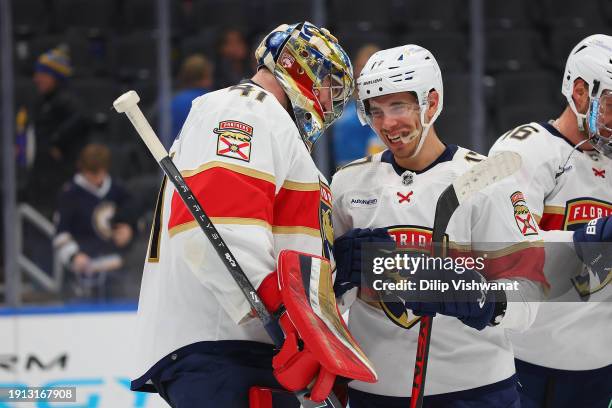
[159,156,284,346]
[410,185,459,408]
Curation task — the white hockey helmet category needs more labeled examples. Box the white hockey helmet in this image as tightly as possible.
[561,35,612,157]
[356,44,443,157]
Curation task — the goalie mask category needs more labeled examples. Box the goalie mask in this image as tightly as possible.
[255,22,354,152]
[356,44,443,158]
[562,34,612,158]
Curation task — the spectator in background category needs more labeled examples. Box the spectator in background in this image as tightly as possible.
[171,54,214,140]
[214,28,250,88]
[53,143,134,299]
[19,46,91,218]
[331,43,385,168]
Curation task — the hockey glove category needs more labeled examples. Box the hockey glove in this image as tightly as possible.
[333,228,395,297]
[573,216,612,278]
[394,259,503,331]
[257,272,336,402]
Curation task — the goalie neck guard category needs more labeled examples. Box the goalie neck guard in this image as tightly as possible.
[255,22,354,152]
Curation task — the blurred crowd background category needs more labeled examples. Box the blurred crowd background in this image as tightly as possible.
[1,0,612,307]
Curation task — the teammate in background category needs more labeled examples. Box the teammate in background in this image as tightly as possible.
[54,143,134,299]
[489,34,612,408]
[129,22,363,407]
[331,44,547,407]
[170,54,214,141]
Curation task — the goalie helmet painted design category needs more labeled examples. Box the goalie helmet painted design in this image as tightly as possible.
[562,34,612,158]
[356,44,443,158]
[255,22,354,152]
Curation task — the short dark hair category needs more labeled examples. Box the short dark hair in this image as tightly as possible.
[77,143,111,173]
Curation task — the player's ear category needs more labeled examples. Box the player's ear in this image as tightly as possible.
[426,90,439,122]
[572,79,589,114]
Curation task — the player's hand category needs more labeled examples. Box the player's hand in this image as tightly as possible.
[393,258,500,330]
[257,271,336,402]
[333,228,394,297]
[573,216,612,275]
[71,252,91,274]
[112,223,133,248]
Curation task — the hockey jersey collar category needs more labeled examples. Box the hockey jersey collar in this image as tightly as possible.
[541,121,586,152]
[381,144,459,176]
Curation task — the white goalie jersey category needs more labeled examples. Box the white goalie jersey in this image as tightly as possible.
[131,82,335,391]
[331,145,546,397]
[490,121,612,371]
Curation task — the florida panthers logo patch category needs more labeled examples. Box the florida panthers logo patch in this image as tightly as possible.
[214,120,253,162]
[511,191,538,236]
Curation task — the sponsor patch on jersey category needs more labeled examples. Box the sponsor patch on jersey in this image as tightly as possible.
[564,198,612,230]
[214,120,253,162]
[511,191,538,236]
[319,179,334,262]
[349,197,378,208]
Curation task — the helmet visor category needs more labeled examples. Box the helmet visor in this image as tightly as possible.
[588,89,612,157]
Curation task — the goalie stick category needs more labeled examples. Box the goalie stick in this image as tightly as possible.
[409,151,522,408]
[113,90,343,408]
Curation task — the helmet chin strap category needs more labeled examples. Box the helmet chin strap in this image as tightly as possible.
[568,96,588,133]
[406,109,434,158]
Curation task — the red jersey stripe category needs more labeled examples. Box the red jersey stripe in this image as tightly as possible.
[539,213,564,231]
[274,187,320,230]
[479,245,547,287]
[168,166,275,232]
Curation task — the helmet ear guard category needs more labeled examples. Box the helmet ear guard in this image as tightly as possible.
[255,22,354,152]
